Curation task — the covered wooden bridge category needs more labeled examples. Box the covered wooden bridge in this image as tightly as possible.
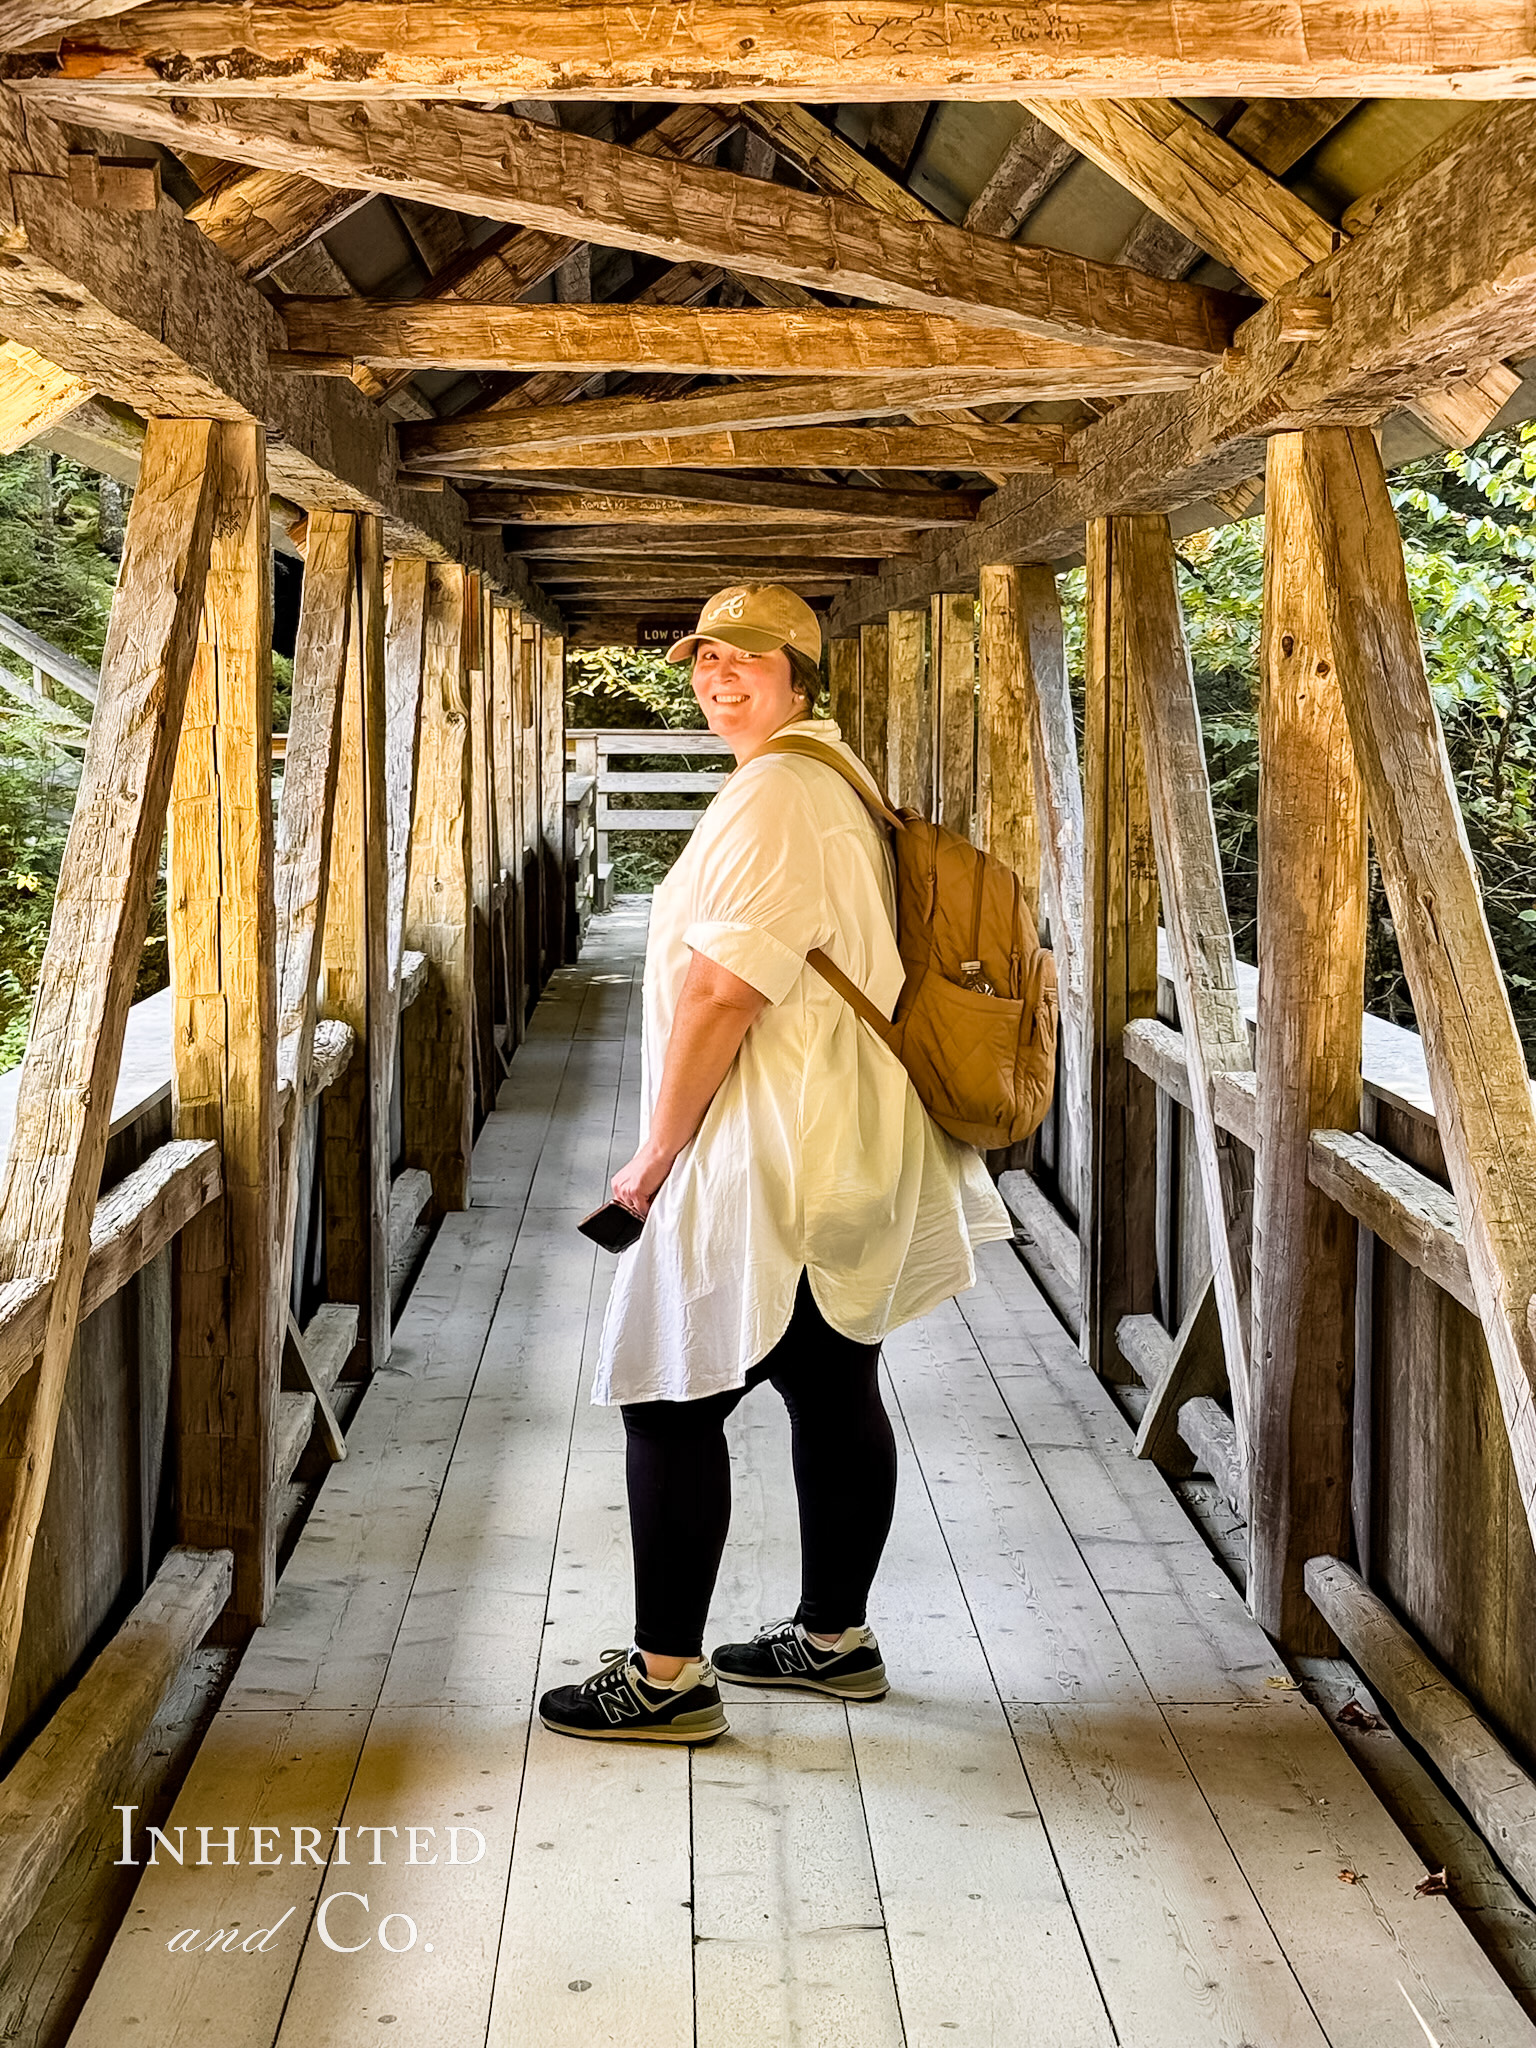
[0,12,1533,2045]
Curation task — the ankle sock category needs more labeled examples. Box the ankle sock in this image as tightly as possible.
[802,1625,859,1654]
[637,1651,705,1691]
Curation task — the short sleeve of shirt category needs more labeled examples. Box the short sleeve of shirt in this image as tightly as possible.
[683,761,829,1004]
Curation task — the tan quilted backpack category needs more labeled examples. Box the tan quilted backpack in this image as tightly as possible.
[762,731,1059,1149]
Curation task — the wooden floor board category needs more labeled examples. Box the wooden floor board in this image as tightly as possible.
[225,1206,527,1713]
[485,1274,694,2047]
[1167,1696,1536,2048]
[68,1708,371,2047]
[692,1701,904,2048]
[273,1703,532,2047]
[855,1393,1116,2047]
[882,1306,1146,1705]
[1011,1699,1333,2047]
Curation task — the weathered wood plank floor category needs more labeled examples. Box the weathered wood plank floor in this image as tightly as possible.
[71,904,1536,2048]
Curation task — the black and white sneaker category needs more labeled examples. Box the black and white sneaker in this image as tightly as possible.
[539,1647,728,1744]
[711,1619,889,1700]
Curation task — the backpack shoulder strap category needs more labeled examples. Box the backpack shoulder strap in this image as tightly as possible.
[754,735,903,1041]
[757,731,904,831]
[804,946,897,1046]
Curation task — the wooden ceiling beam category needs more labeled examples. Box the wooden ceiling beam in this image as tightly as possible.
[0,337,89,450]
[536,556,881,582]
[476,472,982,524]
[473,489,958,529]
[35,4,1536,97]
[735,104,932,223]
[825,103,1536,629]
[509,525,923,558]
[277,300,1184,385]
[33,91,1242,364]
[419,104,737,309]
[0,0,135,49]
[473,263,726,421]
[407,423,1069,477]
[734,102,1021,482]
[394,371,1172,468]
[555,580,852,600]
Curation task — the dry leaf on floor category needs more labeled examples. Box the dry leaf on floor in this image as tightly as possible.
[1415,1868,1450,1897]
[1265,1674,1301,1689]
[1336,1697,1385,1731]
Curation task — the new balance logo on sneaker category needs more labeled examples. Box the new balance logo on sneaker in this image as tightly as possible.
[540,1647,728,1744]
[713,1619,889,1700]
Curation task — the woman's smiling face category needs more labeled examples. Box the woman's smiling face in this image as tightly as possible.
[690,639,804,760]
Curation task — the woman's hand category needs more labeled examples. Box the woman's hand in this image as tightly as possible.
[611,1137,678,1219]
[615,952,767,1221]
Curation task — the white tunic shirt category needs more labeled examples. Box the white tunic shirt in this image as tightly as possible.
[592,718,1012,1407]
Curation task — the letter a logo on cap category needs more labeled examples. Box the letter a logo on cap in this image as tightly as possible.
[705,591,748,623]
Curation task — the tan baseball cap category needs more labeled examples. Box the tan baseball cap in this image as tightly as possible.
[667,583,823,665]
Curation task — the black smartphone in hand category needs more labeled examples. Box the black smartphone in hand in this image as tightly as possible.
[578,1198,646,1252]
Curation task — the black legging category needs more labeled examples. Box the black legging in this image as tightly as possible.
[621,1272,898,1657]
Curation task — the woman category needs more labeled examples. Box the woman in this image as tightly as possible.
[539,583,1011,1744]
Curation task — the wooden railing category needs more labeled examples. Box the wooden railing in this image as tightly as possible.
[567,728,731,902]
[0,604,100,745]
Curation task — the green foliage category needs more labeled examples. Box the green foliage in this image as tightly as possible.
[0,452,125,1068]
[0,450,118,670]
[1061,430,1536,1063]
[565,643,706,732]
[566,644,712,892]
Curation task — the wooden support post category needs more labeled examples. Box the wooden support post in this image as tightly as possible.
[976,563,1041,913]
[1120,515,1256,1473]
[383,556,429,1077]
[1249,432,1368,1652]
[1298,426,1536,1585]
[519,616,542,1010]
[270,511,354,1327]
[1080,517,1160,1381]
[403,563,474,1214]
[541,627,567,976]
[1004,563,1087,1217]
[932,590,976,836]
[490,601,523,1050]
[885,608,927,813]
[858,619,889,787]
[0,419,222,1712]
[321,515,391,1376]
[828,634,860,748]
[466,573,497,1112]
[166,420,278,1635]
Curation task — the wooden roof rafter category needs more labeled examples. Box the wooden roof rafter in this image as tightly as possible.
[1019,96,1518,446]
[29,89,1247,365]
[826,101,1536,629]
